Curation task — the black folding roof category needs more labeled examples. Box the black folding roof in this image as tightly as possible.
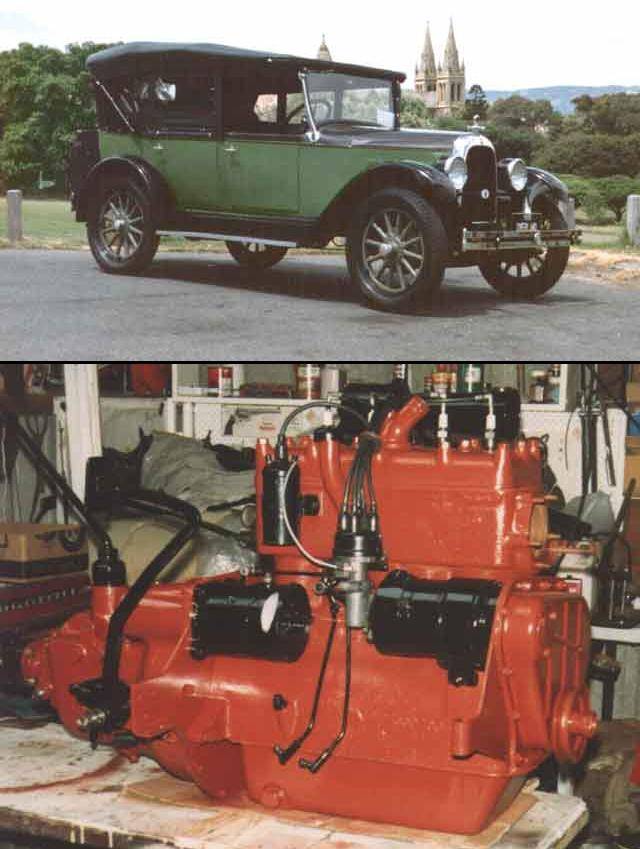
[86,42,406,83]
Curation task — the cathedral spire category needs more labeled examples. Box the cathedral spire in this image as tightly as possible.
[317,34,332,62]
[421,21,437,76]
[443,18,460,73]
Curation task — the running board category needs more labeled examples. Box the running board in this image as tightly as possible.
[156,231,298,248]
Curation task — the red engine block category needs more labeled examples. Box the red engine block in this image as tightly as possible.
[23,397,597,834]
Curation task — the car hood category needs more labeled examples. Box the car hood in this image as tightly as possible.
[319,126,493,155]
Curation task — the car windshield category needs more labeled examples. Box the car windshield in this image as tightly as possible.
[304,72,395,129]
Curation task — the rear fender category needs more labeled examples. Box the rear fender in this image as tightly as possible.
[75,156,174,227]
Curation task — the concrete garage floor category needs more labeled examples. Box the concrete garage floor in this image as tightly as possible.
[0,250,638,359]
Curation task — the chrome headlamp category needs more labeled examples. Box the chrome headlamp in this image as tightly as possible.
[444,156,468,192]
[507,159,528,192]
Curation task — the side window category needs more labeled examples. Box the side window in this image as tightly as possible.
[286,92,306,125]
[223,81,309,134]
[254,94,278,125]
[137,76,217,135]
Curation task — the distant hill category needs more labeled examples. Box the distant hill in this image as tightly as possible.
[484,85,640,115]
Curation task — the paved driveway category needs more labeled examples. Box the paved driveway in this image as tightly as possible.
[0,249,637,359]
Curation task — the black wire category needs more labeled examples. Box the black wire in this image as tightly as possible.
[576,366,597,527]
[274,598,339,765]
[206,496,255,512]
[299,623,352,773]
[585,364,636,428]
[277,401,370,450]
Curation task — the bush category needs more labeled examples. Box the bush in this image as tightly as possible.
[535,132,640,178]
[595,175,640,222]
[483,123,537,162]
[400,95,432,129]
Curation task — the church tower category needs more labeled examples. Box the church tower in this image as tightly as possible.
[436,20,466,114]
[317,35,332,62]
[414,22,437,108]
[414,20,466,116]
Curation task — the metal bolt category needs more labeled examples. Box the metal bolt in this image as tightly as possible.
[273,694,288,711]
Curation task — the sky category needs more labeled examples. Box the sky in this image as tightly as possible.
[0,0,637,91]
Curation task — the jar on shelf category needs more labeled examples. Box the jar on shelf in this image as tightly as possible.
[529,370,548,404]
[432,372,449,399]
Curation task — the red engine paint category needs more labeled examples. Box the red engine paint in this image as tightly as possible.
[23,399,597,834]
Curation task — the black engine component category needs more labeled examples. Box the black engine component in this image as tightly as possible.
[262,452,300,546]
[369,571,501,686]
[334,385,521,446]
[191,580,311,662]
[414,388,521,445]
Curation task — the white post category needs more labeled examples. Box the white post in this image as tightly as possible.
[7,190,23,243]
[63,364,102,500]
[627,195,640,247]
[566,197,577,230]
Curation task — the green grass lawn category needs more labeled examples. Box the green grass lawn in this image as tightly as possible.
[0,197,636,255]
[0,198,87,247]
[0,196,230,252]
[579,223,627,249]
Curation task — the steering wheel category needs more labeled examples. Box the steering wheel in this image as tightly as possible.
[287,98,333,125]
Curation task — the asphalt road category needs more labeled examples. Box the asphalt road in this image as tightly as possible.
[0,249,637,359]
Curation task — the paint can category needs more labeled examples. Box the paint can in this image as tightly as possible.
[295,364,322,399]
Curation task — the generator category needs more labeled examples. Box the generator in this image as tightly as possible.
[22,394,597,834]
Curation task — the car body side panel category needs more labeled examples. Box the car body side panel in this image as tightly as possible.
[299,144,442,218]
[99,131,448,222]
[99,132,219,212]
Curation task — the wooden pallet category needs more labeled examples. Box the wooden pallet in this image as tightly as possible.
[0,722,589,849]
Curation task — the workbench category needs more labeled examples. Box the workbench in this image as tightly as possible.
[0,722,589,849]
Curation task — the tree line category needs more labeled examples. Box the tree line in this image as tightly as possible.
[0,42,108,193]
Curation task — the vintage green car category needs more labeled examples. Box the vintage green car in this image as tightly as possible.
[68,42,579,311]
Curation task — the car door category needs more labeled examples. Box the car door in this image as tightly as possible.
[135,73,221,213]
[216,91,301,216]
[218,136,300,215]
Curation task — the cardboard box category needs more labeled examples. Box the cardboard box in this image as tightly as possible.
[625,452,640,495]
[629,365,640,382]
[626,499,640,581]
[628,436,640,452]
[627,382,640,403]
[0,522,88,579]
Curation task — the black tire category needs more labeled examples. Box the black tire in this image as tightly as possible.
[226,241,288,269]
[87,178,159,275]
[479,203,570,300]
[346,188,448,312]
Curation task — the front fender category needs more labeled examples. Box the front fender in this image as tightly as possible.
[76,155,174,226]
[526,167,569,207]
[319,161,457,239]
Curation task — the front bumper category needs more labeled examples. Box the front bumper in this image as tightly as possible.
[462,224,581,253]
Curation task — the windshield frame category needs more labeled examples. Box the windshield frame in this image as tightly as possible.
[300,70,400,137]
